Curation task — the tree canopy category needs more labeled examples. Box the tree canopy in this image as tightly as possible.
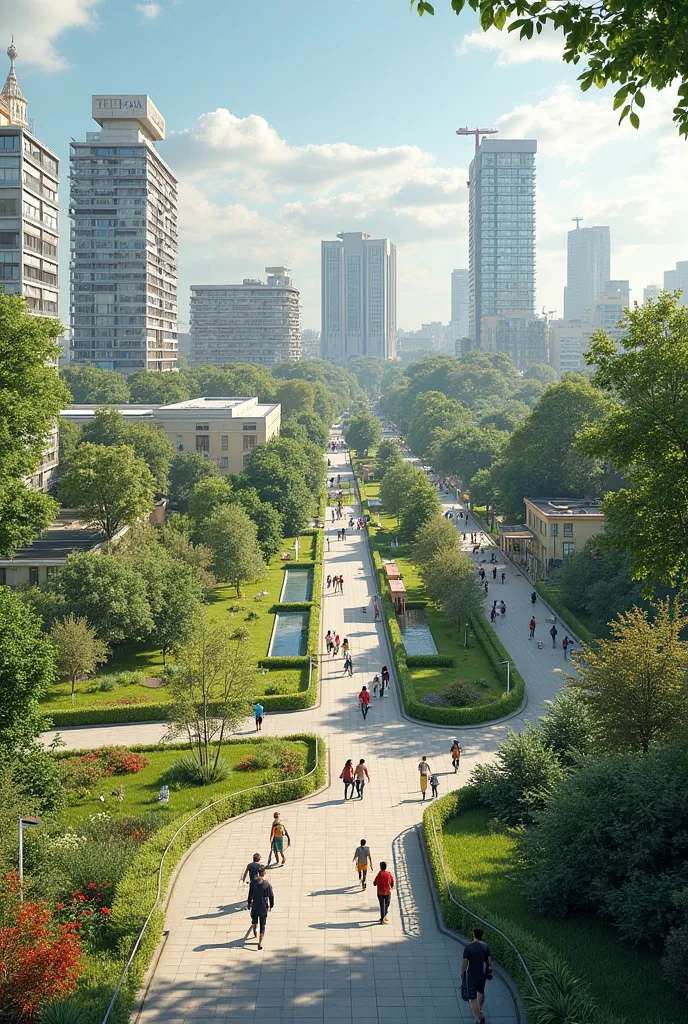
[59,442,155,539]
[80,408,174,492]
[53,552,154,643]
[61,364,130,404]
[169,451,218,512]
[50,615,109,701]
[344,409,382,455]
[202,504,266,596]
[0,588,55,757]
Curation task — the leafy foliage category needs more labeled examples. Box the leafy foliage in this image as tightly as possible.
[201,504,266,596]
[398,478,441,541]
[78,408,174,493]
[557,535,649,635]
[52,552,154,644]
[169,451,217,512]
[344,409,382,455]
[470,725,565,825]
[58,443,155,539]
[0,589,55,757]
[61,365,129,404]
[50,616,109,702]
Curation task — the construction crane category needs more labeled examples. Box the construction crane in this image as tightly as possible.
[572,214,583,228]
[542,307,557,321]
[456,126,498,153]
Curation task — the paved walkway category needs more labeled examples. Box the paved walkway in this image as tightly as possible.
[133,441,521,1024]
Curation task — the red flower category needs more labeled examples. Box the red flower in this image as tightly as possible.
[100,907,111,916]
[87,882,96,889]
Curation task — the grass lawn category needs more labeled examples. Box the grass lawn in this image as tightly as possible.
[60,740,310,826]
[443,808,685,1023]
[364,480,503,702]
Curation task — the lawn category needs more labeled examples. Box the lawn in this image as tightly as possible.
[442,808,685,1024]
[59,739,310,826]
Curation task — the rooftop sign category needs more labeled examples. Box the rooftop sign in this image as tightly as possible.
[91,94,165,141]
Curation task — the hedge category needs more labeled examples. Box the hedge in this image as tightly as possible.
[79,733,326,1024]
[405,599,427,610]
[406,654,455,668]
[372,548,524,726]
[534,581,597,646]
[271,601,314,612]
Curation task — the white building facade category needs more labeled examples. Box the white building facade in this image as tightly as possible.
[450,268,469,348]
[190,268,301,366]
[563,223,610,322]
[321,232,396,364]
[664,261,688,305]
[69,95,178,373]
[0,42,59,490]
[548,319,594,375]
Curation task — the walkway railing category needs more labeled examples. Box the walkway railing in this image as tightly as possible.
[101,742,322,1024]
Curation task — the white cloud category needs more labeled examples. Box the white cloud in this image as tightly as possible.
[458,26,563,65]
[136,2,161,18]
[1,0,100,71]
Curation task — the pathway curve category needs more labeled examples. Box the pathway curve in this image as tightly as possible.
[133,441,521,1024]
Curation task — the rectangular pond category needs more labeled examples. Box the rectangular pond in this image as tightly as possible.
[269,611,309,657]
[399,608,438,656]
[280,567,313,603]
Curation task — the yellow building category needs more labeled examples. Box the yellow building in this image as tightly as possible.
[500,497,605,577]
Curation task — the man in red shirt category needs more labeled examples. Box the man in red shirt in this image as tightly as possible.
[358,685,370,720]
[373,861,394,924]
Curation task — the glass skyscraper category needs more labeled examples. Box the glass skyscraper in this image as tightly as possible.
[468,139,537,347]
[563,223,610,322]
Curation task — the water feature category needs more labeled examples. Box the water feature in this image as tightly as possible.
[280,568,313,603]
[269,611,309,657]
[399,608,438,656]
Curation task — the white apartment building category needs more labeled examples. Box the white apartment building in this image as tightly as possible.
[321,232,397,364]
[70,95,178,373]
[0,42,60,491]
[664,261,688,306]
[548,319,594,374]
[563,222,610,322]
[450,268,469,344]
[593,280,629,348]
[190,268,301,366]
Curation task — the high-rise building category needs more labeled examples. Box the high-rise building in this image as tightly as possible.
[548,320,594,375]
[321,231,396,364]
[480,310,547,370]
[70,95,178,373]
[468,139,537,346]
[301,329,321,360]
[593,280,629,347]
[190,268,301,366]
[451,268,469,334]
[563,222,610,322]
[0,42,60,490]
[664,261,688,305]
[643,284,661,304]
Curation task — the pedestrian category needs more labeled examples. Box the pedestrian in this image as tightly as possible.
[342,527,346,540]
[359,686,370,720]
[492,566,497,580]
[479,567,485,581]
[381,665,390,695]
[529,617,536,639]
[484,581,488,595]
[500,600,506,618]
[341,638,349,656]
[326,537,330,552]
[463,533,466,541]
[490,606,496,624]
[327,575,332,589]
[331,510,335,522]
[373,861,395,925]
[340,759,355,800]
[550,623,558,648]
[353,839,373,889]
[334,633,340,655]
[326,630,332,653]
[373,597,380,620]
[354,758,369,799]
[461,926,493,1023]
[531,590,537,605]
[372,674,380,698]
[418,755,432,801]
[343,652,351,675]
[501,572,505,584]
[241,852,264,889]
[246,867,274,950]
[563,635,570,660]
[254,701,264,733]
[347,654,354,677]
[430,772,439,799]
[267,812,290,867]
[450,739,461,773]
[339,575,344,594]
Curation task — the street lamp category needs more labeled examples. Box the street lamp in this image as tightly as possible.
[18,816,41,900]
[464,622,470,648]
[501,659,511,694]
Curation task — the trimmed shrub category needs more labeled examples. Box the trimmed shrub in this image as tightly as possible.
[443,679,483,707]
[167,754,231,785]
[406,654,454,668]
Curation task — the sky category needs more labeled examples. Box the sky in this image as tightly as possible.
[6,0,688,332]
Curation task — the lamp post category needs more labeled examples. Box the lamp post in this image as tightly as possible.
[18,817,41,900]
[500,660,511,695]
[464,622,470,648]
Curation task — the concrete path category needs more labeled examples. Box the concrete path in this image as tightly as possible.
[134,442,521,1024]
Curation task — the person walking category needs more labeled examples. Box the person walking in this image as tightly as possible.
[266,812,290,867]
[333,634,340,656]
[254,702,264,733]
[326,630,333,654]
[354,758,370,799]
[327,575,332,589]
[353,839,373,889]
[450,739,461,773]
[372,674,380,698]
[339,575,344,594]
[531,590,537,605]
[381,665,390,696]
[373,597,380,620]
[430,772,439,799]
[492,566,497,580]
[490,606,496,624]
[500,600,506,618]
[550,623,558,648]
[373,862,395,924]
[246,867,274,950]
[340,759,355,800]
[461,926,493,1023]
[241,852,264,889]
[529,617,536,640]
[326,536,330,552]
[341,638,349,656]
[347,654,354,677]
[501,572,505,584]
[563,635,572,660]
[359,686,370,720]
[418,755,432,801]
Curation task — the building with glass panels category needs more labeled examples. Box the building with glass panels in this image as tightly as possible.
[468,139,537,348]
[563,222,610,322]
[0,42,60,490]
[321,232,396,364]
[70,95,178,372]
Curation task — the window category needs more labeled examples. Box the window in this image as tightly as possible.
[0,136,18,150]
[0,567,5,585]
[0,232,18,246]
[563,523,573,537]
[243,435,257,451]
[562,542,575,558]
[242,423,257,431]
[221,435,229,451]
[175,434,183,452]
[195,423,209,431]
[195,435,209,453]
[45,566,56,581]
[539,518,546,536]
[0,198,18,215]
[550,523,558,537]
[220,457,229,470]
[243,453,251,469]
[29,566,39,586]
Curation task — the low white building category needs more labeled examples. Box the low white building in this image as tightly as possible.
[548,319,594,375]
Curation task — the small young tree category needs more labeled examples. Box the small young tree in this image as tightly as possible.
[420,547,483,629]
[344,409,382,455]
[376,438,403,479]
[50,615,109,702]
[412,515,460,566]
[165,616,257,778]
[379,461,422,522]
[59,442,155,540]
[0,589,55,758]
[399,480,441,542]
[569,599,688,753]
[202,504,266,596]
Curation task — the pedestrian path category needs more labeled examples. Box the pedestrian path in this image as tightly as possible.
[135,441,520,1024]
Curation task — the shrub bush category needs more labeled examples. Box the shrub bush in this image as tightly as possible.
[167,754,231,785]
[443,679,483,707]
[406,654,454,668]
[38,1001,87,1024]
[80,746,150,777]
[98,677,116,692]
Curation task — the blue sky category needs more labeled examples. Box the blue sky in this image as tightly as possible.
[8,0,688,331]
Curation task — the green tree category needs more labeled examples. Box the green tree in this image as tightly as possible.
[283,409,328,448]
[559,535,649,636]
[430,423,506,486]
[344,409,382,455]
[241,443,315,534]
[169,451,218,512]
[185,362,276,402]
[399,479,441,542]
[50,614,109,702]
[380,461,423,520]
[202,504,266,596]
[412,514,459,566]
[539,688,599,768]
[581,293,688,586]
[165,616,257,780]
[376,438,403,479]
[411,1,688,136]
[57,417,81,468]
[569,599,688,753]
[0,589,55,756]
[275,378,315,419]
[188,476,233,530]
[80,408,174,492]
[127,370,192,404]
[524,363,558,384]
[0,296,69,555]
[419,547,483,627]
[59,443,155,539]
[407,391,469,458]
[61,364,129,403]
[231,488,284,559]
[54,552,153,643]
[348,357,386,397]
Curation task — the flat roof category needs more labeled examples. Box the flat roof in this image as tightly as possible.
[0,511,104,565]
[389,579,407,593]
[161,397,252,411]
[525,497,604,518]
[61,407,155,418]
